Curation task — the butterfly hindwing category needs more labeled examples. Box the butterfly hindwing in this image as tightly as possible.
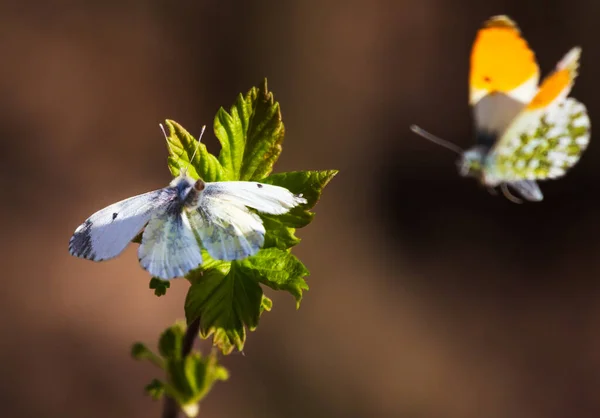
[188,201,265,261]
[186,181,307,261]
[69,188,177,262]
[138,208,203,280]
[491,98,590,181]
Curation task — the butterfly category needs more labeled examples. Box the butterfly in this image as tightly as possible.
[412,15,591,202]
[69,126,307,280]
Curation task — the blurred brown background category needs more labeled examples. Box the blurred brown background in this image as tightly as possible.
[2,0,600,417]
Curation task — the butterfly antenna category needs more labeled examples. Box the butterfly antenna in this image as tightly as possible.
[189,125,206,163]
[160,122,187,176]
[410,125,464,155]
[185,125,206,175]
[160,123,174,154]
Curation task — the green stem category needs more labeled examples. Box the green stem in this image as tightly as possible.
[147,352,166,370]
[161,317,202,418]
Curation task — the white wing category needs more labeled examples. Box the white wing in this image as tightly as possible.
[188,181,307,261]
[202,181,307,214]
[469,16,539,139]
[138,209,203,280]
[188,201,265,261]
[69,189,177,262]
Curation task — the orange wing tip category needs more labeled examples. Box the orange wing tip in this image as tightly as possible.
[483,15,519,31]
[557,47,581,77]
[526,48,582,110]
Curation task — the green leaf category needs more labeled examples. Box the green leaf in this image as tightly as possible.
[185,264,265,354]
[238,248,310,307]
[262,170,338,227]
[149,277,170,297]
[164,351,229,417]
[131,342,150,359]
[261,216,302,250]
[136,323,228,416]
[145,379,165,400]
[260,295,273,313]
[189,351,230,401]
[165,358,195,400]
[164,119,225,182]
[215,78,284,181]
[184,249,307,353]
[186,250,231,281]
[261,170,338,249]
[158,322,186,359]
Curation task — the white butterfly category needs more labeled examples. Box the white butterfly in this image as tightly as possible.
[69,127,307,280]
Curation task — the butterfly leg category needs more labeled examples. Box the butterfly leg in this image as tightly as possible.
[500,183,523,204]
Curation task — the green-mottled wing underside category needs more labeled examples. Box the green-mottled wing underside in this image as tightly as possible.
[489,98,590,181]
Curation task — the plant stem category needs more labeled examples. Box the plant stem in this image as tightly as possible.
[161,317,202,418]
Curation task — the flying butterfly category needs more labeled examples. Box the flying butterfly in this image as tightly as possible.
[69,125,307,280]
[411,15,590,202]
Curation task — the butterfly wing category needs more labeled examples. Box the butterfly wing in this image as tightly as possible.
[488,48,590,184]
[138,208,203,280]
[187,181,307,261]
[187,200,265,261]
[69,188,177,262]
[470,15,540,143]
[202,181,308,215]
[506,180,543,202]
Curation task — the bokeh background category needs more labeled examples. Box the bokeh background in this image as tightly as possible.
[2,0,600,417]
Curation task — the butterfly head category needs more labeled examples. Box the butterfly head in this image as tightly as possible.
[457,146,487,180]
[169,175,206,206]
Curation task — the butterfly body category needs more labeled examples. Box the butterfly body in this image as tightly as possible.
[171,174,198,203]
[69,172,306,280]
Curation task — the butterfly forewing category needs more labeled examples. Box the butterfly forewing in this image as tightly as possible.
[69,188,177,262]
[202,182,307,215]
[470,15,539,138]
[186,181,307,261]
